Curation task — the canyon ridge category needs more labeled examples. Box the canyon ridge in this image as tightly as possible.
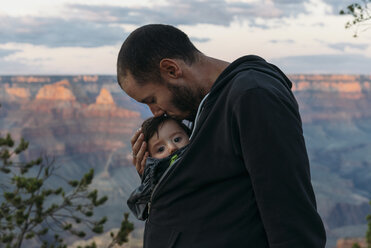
[1,75,370,248]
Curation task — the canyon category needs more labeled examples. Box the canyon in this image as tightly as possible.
[0,74,370,248]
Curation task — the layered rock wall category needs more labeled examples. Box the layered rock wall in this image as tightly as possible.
[35,80,76,101]
[5,87,30,100]
[336,238,366,248]
[1,75,371,248]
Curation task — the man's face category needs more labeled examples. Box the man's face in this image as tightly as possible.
[122,72,203,121]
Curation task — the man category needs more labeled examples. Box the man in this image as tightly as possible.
[117,24,326,248]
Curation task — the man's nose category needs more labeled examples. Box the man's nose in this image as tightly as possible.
[149,105,165,117]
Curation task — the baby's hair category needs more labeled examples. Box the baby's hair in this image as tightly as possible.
[141,116,191,143]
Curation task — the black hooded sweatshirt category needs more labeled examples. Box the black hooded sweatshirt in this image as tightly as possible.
[127,146,188,221]
[143,55,326,248]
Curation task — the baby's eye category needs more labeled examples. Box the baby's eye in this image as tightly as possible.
[157,146,165,153]
[174,136,182,143]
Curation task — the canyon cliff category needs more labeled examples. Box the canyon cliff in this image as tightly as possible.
[35,79,76,101]
[1,75,370,248]
[336,238,367,248]
[0,76,143,240]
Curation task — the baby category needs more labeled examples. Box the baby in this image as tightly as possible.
[127,115,191,220]
[142,115,190,159]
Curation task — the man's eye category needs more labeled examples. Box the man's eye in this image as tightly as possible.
[157,146,165,153]
[174,137,182,143]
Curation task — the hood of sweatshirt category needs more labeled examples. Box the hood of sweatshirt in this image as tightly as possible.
[205,55,292,107]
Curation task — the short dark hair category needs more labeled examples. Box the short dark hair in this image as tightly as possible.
[117,24,200,86]
[141,115,191,143]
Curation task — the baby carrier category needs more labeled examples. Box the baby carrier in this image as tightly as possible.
[127,146,188,220]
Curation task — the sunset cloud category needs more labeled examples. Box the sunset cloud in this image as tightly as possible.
[327,42,369,51]
[271,54,371,74]
[269,39,295,44]
[0,0,356,48]
[0,48,20,58]
[0,0,368,74]
[0,15,125,48]
[323,0,358,14]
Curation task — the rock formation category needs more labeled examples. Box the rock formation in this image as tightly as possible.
[336,238,366,248]
[288,75,371,123]
[5,87,30,100]
[289,75,369,98]
[96,88,115,105]
[1,74,370,248]
[35,79,76,101]
[10,76,51,83]
[84,88,140,118]
[72,75,99,83]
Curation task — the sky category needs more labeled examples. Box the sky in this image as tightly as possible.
[0,0,370,75]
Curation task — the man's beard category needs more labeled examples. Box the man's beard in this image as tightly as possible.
[166,83,205,122]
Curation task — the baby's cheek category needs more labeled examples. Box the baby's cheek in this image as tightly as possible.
[159,153,169,159]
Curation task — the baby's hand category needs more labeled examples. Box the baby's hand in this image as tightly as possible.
[131,128,149,175]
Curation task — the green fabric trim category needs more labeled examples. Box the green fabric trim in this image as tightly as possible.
[170,154,179,166]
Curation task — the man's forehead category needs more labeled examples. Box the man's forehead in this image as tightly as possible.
[121,72,135,91]
[122,73,157,104]
[121,72,141,98]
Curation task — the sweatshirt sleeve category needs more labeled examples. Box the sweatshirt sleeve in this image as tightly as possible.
[233,87,326,248]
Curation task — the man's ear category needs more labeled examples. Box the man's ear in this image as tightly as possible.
[159,59,182,79]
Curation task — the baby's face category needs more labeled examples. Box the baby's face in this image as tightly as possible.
[148,120,190,159]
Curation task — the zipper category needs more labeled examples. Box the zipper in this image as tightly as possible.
[189,93,209,140]
[147,94,209,218]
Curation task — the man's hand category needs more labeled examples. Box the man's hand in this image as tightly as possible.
[131,128,149,175]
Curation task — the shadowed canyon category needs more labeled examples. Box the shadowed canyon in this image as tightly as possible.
[1,74,370,248]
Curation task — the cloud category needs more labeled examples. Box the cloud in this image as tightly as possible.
[190,37,211,43]
[270,54,371,74]
[68,0,309,27]
[0,1,316,48]
[322,0,357,14]
[0,57,31,74]
[0,48,20,58]
[317,39,370,51]
[247,19,273,29]
[328,42,369,51]
[68,2,247,27]
[275,0,306,3]
[0,15,126,48]
[269,39,295,44]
